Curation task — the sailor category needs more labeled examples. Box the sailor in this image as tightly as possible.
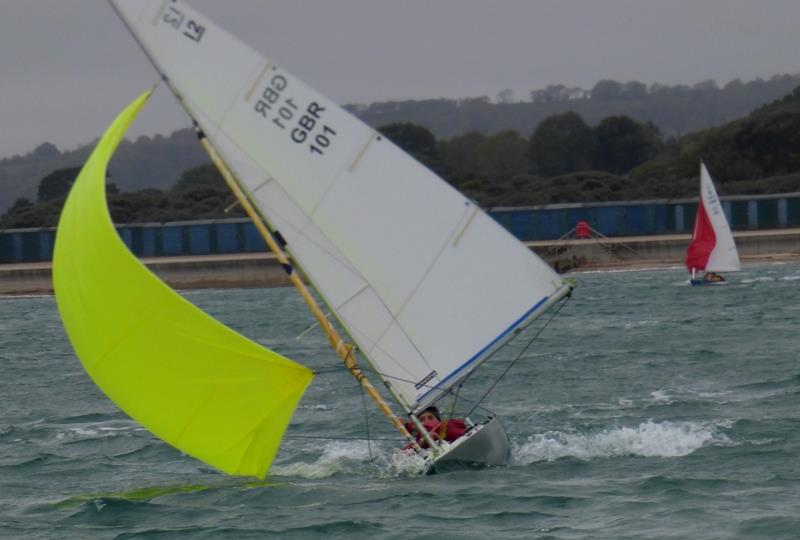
[405,406,468,448]
[703,272,725,282]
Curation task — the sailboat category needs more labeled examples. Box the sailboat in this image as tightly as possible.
[61,0,573,474]
[685,163,741,286]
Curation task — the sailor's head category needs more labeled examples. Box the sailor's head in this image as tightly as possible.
[418,406,440,423]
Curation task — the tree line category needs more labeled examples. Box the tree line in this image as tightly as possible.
[4,83,800,229]
[4,74,798,216]
[349,74,800,139]
[1,164,243,229]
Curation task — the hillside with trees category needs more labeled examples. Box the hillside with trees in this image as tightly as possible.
[3,74,798,215]
[1,164,243,229]
[347,74,800,139]
[4,78,800,229]
[0,130,207,215]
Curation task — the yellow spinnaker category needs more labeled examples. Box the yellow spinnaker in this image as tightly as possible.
[52,90,313,479]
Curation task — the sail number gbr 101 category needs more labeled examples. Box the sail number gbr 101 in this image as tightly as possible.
[254,72,337,156]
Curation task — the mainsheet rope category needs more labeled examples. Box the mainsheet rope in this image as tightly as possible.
[465,294,572,417]
[305,293,571,452]
[312,295,571,417]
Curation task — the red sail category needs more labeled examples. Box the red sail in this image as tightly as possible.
[685,200,716,271]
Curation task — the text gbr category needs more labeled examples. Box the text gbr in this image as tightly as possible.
[254,72,337,156]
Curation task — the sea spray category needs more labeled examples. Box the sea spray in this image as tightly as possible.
[512,420,731,464]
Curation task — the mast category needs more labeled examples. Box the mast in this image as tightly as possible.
[107,0,566,455]
[107,1,423,451]
[194,127,423,449]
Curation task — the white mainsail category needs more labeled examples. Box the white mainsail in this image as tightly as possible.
[699,163,741,272]
[110,0,569,413]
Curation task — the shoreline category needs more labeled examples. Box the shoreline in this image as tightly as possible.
[3,228,800,295]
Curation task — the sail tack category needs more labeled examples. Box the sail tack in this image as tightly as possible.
[685,163,741,273]
[53,90,313,479]
[110,0,568,413]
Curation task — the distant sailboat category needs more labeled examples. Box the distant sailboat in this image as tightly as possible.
[685,163,741,286]
[80,0,574,473]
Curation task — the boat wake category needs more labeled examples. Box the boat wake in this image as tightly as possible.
[511,420,731,464]
[271,440,427,479]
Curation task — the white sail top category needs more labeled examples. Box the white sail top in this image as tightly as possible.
[110,0,568,413]
[700,163,741,272]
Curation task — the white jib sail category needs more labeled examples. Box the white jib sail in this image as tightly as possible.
[110,0,568,413]
[700,163,741,272]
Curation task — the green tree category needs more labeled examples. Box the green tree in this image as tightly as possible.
[378,123,440,171]
[169,163,243,220]
[529,112,595,176]
[476,131,528,181]
[593,116,662,174]
[438,132,485,186]
[37,167,81,202]
[172,163,226,192]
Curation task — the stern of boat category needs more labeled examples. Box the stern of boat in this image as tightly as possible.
[428,416,511,471]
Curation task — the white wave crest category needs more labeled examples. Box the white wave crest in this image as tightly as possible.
[741,277,775,283]
[513,420,729,464]
[298,404,330,411]
[271,440,380,479]
[272,440,428,479]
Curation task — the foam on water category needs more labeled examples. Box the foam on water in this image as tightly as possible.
[741,276,775,283]
[271,441,370,479]
[272,439,429,479]
[512,420,731,464]
[570,265,683,275]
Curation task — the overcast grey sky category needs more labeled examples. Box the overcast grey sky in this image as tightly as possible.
[1,0,799,159]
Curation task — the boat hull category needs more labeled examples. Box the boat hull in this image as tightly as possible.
[690,279,727,286]
[430,416,511,470]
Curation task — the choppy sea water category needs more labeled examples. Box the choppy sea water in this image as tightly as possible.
[1,262,800,539]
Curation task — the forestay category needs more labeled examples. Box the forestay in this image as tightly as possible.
[110,0,568,413]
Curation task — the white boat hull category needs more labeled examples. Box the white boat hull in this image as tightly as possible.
[429,416,511,470]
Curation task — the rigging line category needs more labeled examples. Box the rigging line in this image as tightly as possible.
[350,343,379,469]
[353,364,497,417]
[181,119,431,385]
[312,367,345,375]
[189,121,364,284]
[466,294,572,417]
[312,362,497,417]
[238,165,427,382]
[360,381,377,468]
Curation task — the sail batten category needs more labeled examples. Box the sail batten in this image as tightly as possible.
[110,0,566,413]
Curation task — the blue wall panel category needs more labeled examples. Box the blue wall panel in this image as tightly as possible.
[187,224,211,255]
[161,226,184,256]
[5,196,800,263]
[215,222,240,253]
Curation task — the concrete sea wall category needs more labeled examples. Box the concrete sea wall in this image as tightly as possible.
[3,229,799,295]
